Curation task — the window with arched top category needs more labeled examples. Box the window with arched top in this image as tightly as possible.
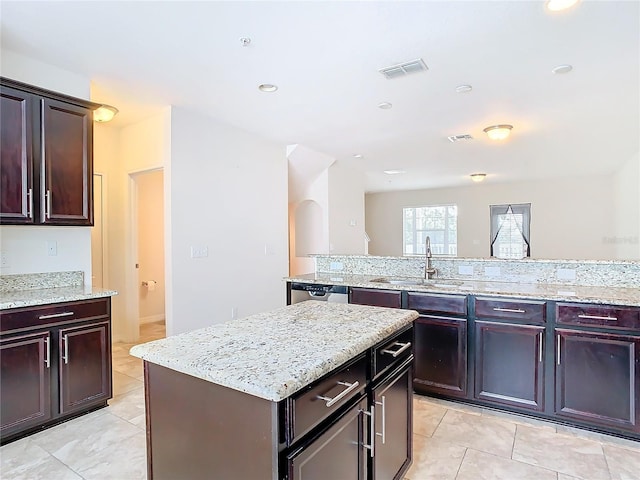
[490,203,531,259]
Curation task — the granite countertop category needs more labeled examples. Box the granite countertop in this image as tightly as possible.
[285,273,640,307]
[130,301,418,402]
[0,285,118,310]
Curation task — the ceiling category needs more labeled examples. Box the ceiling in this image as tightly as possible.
[1,1,638,192]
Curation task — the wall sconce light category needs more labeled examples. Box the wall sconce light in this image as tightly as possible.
[94,104,119,123]
[483,124,513,141]
[470,173,487,182]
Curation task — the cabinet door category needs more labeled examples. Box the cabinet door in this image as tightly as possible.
[58,321,111,414]
[373,362,412,480]
[475,321,545,411]
[0,85,34,224]
[40,98,93,225]
[0,331,51,435]
[555,329,640,432]
[414,315,467,398]
[288,398,367,480]
[350,288,402,309]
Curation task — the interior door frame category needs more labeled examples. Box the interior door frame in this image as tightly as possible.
[92,172,108,288]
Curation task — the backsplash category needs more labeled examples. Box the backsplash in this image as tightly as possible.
[314,255,640,289]
[0,271,84,292]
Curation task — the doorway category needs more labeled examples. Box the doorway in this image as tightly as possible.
[132,169,166,340]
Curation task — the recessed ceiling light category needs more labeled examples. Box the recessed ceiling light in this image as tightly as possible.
[552,64,573,74]
[258,84,278,92]
[377,102,393,110]
[353,154,363,159]
[470,173,487,182]
[384,169,406,175]
[546,0,579,11]
[455,85,473,93]
[240,37,251,47]
[483,124,513,141]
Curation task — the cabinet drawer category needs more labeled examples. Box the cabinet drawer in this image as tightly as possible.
[475,297,546,323]
[556,303,640,331]
[373,325,413,380]
[407,292,467,316]
[289,354,367,443]
[350,288,402,308]
[0,299,110,333]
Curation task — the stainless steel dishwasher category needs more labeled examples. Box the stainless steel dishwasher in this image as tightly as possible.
[288,283,348,305]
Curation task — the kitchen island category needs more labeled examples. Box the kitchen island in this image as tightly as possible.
[130,301,418,480]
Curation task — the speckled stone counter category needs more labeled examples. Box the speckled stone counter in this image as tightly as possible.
[0,271,117,310]
[130,301,418,402]
[285,273,640,307]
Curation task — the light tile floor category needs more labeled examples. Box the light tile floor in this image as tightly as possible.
[1,321,639,479]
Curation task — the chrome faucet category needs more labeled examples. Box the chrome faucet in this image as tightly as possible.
[424,236,437,280]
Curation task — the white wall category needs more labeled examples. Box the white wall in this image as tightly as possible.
[328,161,365,255]
[612,152,640,260]
[366,174,617,260]
[170,106,288,334]
[0,50,93,280]
[137,170,165,322]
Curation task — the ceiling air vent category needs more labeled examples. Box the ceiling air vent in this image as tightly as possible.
[379,58,428,79]
[447,134,474,143]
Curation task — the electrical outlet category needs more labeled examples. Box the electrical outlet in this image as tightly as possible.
[231,307,238,320]
[330,261,344,271]
[47,241,57,256]
[484,266,501,277]
[190,246,208,258]
[0,252,8,268]
[556,268,577,281]
[458,265,474,275]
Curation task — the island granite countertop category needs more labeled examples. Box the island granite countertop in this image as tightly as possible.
[285,273,640,307]
[130,301,418,402]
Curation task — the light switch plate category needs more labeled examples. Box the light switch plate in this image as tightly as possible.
[330,262,344,271]
[190,246,209,258]
[458,265,474,275]
[484,266,501,277]
[556,268,577,281]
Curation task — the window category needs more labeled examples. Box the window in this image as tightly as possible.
[490,203,531,259]
[403,205,457,256]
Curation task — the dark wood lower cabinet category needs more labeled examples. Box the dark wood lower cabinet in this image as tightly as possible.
[373,361,412,480]
[0,331,51,436]
[288,398,367,480]
[555,329,640,433]
[475,321,545,411]
[350,288,402,309]
[414,316,467,398]
[59,322,111,414]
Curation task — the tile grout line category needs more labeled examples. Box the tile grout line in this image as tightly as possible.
[511,424,518,459]
[452,447,468,480]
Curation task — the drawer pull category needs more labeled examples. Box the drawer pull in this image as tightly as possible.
[317,380,360,408]
[38,311,74,320]
[538,332,543,363]
[45,190,51,219]
[493,307,525,314]
[375,395,386,444]
[577,314,618,321]
[62,334,69,364]
[381,341,412,358]
[361,406,375,457]
[27,188,33,219]
[557,334,561,365]
[44,336,50,369]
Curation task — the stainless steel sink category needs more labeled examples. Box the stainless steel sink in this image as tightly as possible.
[369,278,463,288]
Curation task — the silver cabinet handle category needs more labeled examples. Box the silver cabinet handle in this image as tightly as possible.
[62,334,69,364]
[317,380,360,408]
[578,314,617,321]
[557,334,561,365]
[538,332,543,363]
[45,190,51,219]
[375,395,386,444]
[44,336,50,369]
[361,406,375,458]
[38,311,74,320]
[493,307,525,314]
[27,188,33,219]
[381,341,411,358]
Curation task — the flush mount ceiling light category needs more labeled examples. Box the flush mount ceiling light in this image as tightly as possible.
[483,124,513,141]
[455,85,473,93]
[377,102,393,110]
[470,173,487,182]
[546,0,580,11]
[258,84,278,92]
[383,169,406,175]
[93,104,118,123]
[552,64,573,74]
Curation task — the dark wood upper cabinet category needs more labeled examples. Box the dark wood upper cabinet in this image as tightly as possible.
[0,85,34,223]
[0,77,98,226]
